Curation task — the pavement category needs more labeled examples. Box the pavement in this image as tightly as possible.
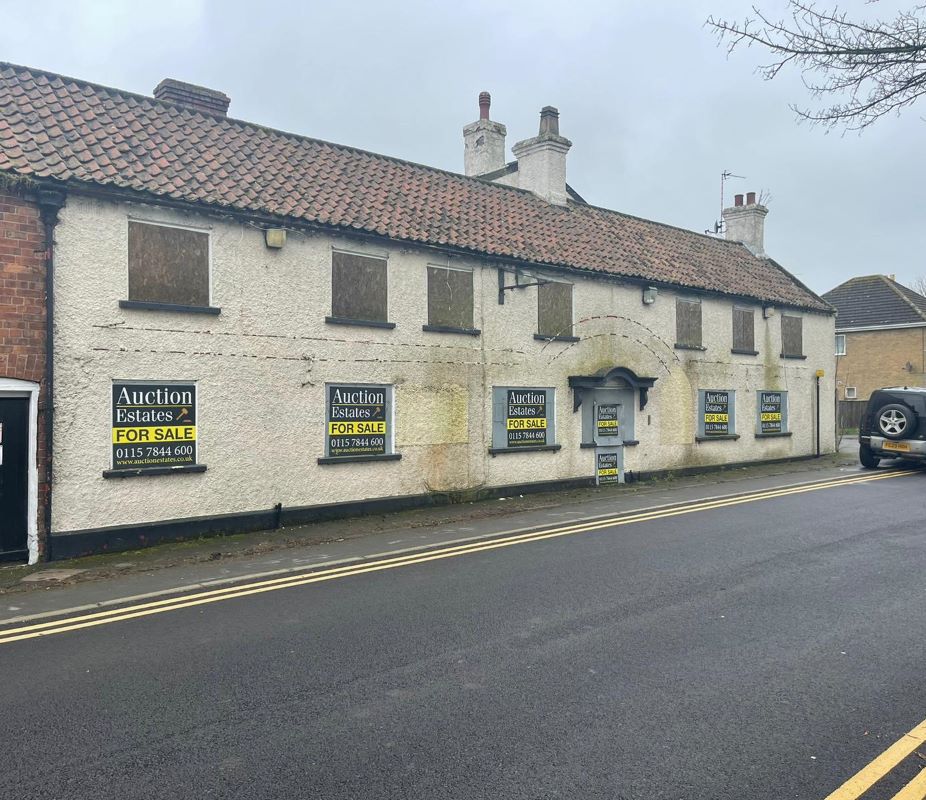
[6,444,926,798]
[0,450,859,623]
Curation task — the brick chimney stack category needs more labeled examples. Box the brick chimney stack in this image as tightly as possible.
[463,92,507,177]
[511,106,572,206]
[723,191,769,258]
[154,79,230,117]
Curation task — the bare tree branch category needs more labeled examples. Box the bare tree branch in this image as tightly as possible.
[707,3,926,130]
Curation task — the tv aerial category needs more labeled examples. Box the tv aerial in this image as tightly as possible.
[705,170,745,235]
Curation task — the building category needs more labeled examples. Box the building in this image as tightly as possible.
[823,274,926,400]
[0,64,835,563]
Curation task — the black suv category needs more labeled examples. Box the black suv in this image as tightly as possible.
[859,387,926,468]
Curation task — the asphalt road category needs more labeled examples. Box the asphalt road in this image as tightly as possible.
[3,469,926,799]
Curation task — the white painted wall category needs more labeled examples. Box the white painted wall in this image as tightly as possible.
[51,194,836,534]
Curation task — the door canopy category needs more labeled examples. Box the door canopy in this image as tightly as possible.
[568,367,657,411]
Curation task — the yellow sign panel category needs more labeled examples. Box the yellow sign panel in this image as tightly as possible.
[597,468,619,476]
[760,413,782,421]
[506,418,547,430]
[597,419,619,428]
[704,413,729,423]
[327,421,387,436]
[112,426,196,444]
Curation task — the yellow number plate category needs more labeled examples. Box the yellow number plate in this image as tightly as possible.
[883,441,911,452]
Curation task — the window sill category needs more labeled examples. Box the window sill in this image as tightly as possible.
[580,440,639,448]
[325,316,396,329]
[102,464,207,478]
[120,300,220,315]
[534,334,580,343]
[317,453,402,465]
[755,431,792,438]
[695,434,740,442]
[780,353,807,360]
[674,343,706,351]
[489,444,562,456]
[422,324,481,336]
[731,348,759,356]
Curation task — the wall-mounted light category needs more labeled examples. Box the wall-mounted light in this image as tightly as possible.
[763,305,775,319]
[265,228,287,249]
[642,286,658,305]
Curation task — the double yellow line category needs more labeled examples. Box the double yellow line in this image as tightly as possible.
[0,469,917,646]
[824,717,926,800]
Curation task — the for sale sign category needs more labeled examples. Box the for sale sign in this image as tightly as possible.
[759,391,783,434]
[505,389,548,448]
[111,382,196,470]
[703,390,730,436]
[327,385,389,457]
[596,404,620,439]
[596,450,621,485]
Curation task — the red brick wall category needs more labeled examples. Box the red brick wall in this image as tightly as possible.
[0,190,48,558]
[837,328,926,400]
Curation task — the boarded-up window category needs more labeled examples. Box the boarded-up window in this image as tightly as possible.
[676,298,702,348]
[537,281,573,338]
[782,314,803,357]
[427,266,474,329]
[331,251,388,323]
[128,221,210,307]
[732,306,755,352]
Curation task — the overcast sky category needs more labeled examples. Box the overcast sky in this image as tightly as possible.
[2,0,922,295]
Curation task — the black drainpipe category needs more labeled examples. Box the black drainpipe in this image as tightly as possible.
[36,188,66,562]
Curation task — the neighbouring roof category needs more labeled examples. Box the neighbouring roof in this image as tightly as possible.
[822,275,926,329]
[0,63,830,312]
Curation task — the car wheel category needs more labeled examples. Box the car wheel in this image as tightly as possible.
[876,403,916,440]
[859,444,880,469]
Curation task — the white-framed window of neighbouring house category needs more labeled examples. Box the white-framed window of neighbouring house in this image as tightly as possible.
[835,334,846,355]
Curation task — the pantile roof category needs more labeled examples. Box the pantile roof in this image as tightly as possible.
[0,63,829,311]
[823,275,926,329]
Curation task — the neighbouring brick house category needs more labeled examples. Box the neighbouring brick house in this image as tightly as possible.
[0,183,63,562]
[823,275,926,401]
[0,63,835,562]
